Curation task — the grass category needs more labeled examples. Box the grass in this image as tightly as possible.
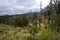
[0,23,60,40]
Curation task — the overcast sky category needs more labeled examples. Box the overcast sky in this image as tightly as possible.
[0,0,50,15]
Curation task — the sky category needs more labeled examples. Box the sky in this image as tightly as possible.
[0,0,50,15]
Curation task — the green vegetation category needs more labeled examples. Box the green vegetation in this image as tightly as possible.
[0,0,60,40]
[0,24,60,40]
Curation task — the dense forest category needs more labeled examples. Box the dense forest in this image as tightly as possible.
[0,0,60,40]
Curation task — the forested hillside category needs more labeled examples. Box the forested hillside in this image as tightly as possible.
[0,0,60,40]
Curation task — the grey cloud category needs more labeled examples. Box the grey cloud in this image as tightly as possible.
[0,0,40,15]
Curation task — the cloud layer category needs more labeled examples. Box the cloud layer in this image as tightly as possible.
[0,0,50,15]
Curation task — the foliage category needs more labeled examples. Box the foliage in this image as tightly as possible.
[0,0,60,40]
[0,24,60,40]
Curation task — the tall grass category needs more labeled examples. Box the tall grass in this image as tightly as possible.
[0,24,60,40]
